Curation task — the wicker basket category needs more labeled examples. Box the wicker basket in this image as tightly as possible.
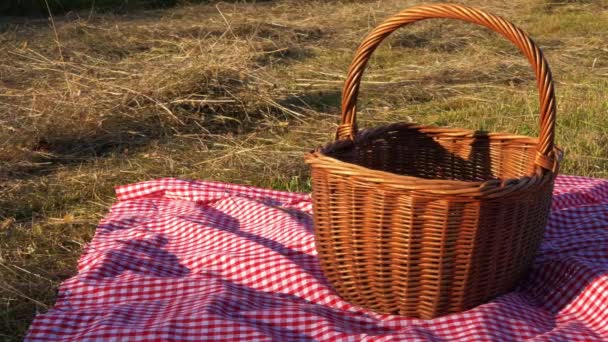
[304,4,562,319]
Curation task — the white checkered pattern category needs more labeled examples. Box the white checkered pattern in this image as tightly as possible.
[25,176,608,341]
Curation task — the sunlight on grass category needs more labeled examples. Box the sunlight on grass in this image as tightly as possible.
[1,0,607,339]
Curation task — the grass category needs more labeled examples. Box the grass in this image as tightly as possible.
[1,0,607,339]
[1,0,179,16]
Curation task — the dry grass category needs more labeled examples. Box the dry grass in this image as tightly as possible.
[1,0,607,339]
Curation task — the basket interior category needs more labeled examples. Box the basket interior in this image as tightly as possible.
[324,125,539,182]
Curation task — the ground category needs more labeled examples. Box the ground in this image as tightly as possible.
[0,0,607,339]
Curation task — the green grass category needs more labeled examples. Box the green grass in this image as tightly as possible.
[1,0,607,339]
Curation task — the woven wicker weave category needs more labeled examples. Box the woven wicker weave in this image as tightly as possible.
[304,4,562,319]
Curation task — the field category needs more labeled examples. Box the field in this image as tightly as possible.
[1,0,607,339]
[0,0,179,16]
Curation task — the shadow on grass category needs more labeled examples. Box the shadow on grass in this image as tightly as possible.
[0,0,277,17]
[279,90,341,113]
[1,0,174,17]
[6,88,337,184]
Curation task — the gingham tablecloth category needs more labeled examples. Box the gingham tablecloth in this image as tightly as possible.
[26,176,608,341]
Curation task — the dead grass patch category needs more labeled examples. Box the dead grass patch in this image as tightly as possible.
[1,0,607,339]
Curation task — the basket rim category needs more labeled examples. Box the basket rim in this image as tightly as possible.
[304,122,563,198]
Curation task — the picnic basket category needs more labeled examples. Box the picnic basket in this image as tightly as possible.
[304,4,562,319]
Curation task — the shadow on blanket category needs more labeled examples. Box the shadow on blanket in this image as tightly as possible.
[179,203,328,286]
[84,234,190,279]
[206,277,398,340]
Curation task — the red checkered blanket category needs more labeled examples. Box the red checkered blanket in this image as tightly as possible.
[26,176,608,341]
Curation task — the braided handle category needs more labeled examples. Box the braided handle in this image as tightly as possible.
[338,3,556,172]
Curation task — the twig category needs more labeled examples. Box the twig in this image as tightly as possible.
[0,281,49,310]
[170,99,236,104]
[7,264,53,283]
[261,97,306,121]
[216,4,236,40]
[43,0,73,95]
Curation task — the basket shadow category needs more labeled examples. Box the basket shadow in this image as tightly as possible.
[181,204,325,285]
[275,207,314,234]
[328,127,499,182]
[84,234,190,280]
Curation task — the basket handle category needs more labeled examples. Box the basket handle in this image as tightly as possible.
[338,3,557,172]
